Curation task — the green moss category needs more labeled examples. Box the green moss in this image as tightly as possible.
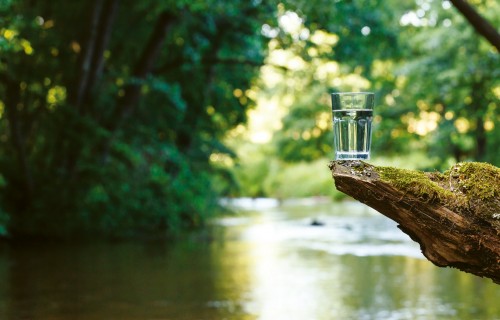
[376,166,455,203]
[375,162,500,222]
[443,162,500,200]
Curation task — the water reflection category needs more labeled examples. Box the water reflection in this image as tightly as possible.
[219,199,500,320]
[0,200,498,319]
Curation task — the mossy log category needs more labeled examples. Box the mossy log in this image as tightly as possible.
[328,161,500,284]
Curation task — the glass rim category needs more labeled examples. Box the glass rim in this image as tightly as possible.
[331,92,374,96]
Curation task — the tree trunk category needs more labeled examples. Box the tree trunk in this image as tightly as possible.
[72,0,104,109]
[106,10,176,133]
[87,0,120,102]
[72,0,119,112]
[99,10,176,163]
[328,160,500,284]
[63,0,120,185]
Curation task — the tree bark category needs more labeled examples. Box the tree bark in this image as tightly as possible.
[328,160,500,284]
[449,0,500,52]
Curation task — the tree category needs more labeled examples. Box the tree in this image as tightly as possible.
[395,0,499,166]
[0,0,273,237]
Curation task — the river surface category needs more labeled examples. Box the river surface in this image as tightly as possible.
[0,199,498,319]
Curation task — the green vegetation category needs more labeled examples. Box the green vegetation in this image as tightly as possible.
[376,162,500,222]
[0,0,498,238]
[0,0,273,238]
[377,166,455,203]
[443,162,500,222]
[443,162,500,201]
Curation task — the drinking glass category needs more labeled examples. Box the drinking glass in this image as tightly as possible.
[331,92,375,160]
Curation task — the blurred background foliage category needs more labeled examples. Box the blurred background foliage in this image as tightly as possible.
[0,0,498,238]
[228,0,499,199]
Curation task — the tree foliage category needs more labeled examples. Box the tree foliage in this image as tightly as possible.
[258,0,499,167]
[394,0,500,165]
[0,0,273,237]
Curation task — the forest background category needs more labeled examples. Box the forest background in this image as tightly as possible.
[0,0,498,238]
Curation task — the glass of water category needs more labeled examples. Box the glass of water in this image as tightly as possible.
[331,92,375,160]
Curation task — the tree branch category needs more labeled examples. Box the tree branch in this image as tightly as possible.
[449,0,500,52]
[329,161,500,284]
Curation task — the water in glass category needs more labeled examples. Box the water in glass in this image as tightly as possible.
[333,108,373,160]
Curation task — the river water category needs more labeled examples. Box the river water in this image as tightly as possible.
[0,199,498,319]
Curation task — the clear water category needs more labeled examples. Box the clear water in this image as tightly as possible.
[333,109,373,160]
[0,200,499,319]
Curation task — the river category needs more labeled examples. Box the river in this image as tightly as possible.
[0,199,498,319]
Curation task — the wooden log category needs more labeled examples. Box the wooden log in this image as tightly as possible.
[328,160,500,284]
